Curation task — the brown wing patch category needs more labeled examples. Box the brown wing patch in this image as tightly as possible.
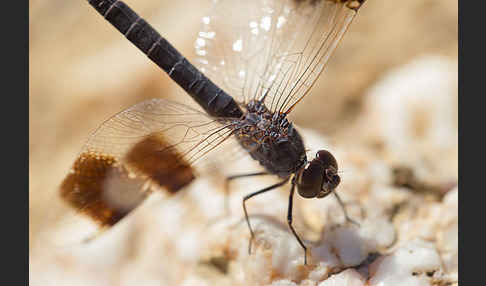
[60,152,146,227]
[124,133,195,193]
[54,99,228,241]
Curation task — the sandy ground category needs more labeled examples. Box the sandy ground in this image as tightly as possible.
[29,0,457,285]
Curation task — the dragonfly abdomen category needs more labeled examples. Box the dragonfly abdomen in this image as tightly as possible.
[87,0,243,119]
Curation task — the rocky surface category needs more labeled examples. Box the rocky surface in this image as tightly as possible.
[30,1,457,285]
[31,55,457,285]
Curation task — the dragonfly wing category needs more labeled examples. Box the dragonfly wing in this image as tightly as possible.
[43,98,236,247]
[195,0,365,113]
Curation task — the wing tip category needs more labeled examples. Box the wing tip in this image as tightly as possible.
[345,0,366,12]
[293,1,366,12]
[325,0,367,12]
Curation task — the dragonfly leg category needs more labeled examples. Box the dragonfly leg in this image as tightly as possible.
[287,180,308,265]
[224,172,269,215]
[333,192,360,226]
[243,178,289,255]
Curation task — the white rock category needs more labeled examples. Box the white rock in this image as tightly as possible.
[307,263,335,282]
[362,55,458,183]
[271,280,299,286]
[359,217,396,250]
[369,239,442,286]
[180,276,212,286]
[318,269,365,286]
[324,225,369,267]
[365,55,457,151]
[436,188,458,275]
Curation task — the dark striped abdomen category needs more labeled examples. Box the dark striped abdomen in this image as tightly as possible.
[87,0,243,119]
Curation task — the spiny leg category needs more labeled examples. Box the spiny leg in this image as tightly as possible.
[224,172,270,215]
[333,192,360,226]
[287,180,308,265]
[243,178,289,255]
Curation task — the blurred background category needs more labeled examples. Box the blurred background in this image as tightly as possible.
[30,0,457,284]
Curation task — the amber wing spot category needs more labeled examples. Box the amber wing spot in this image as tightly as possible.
[60,152,146,227]
[124,133,195,193]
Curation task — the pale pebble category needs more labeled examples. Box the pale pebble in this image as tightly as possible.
[369,239,442,286]
[318,269,365,286]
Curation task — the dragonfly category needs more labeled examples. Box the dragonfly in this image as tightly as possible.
[53,0,367,265]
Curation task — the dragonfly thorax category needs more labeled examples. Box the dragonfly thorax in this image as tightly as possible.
[233,100,307,178]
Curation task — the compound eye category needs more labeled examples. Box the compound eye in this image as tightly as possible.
[316,150,338,170]
[297,162,322,199]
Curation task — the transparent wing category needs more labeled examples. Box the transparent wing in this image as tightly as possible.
[42,99,238,248]
[195,0,365,114]
[84,98,236,168]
